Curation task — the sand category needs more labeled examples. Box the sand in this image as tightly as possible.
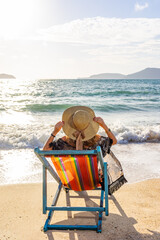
[0,179,160,240]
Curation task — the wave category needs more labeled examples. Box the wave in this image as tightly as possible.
[1,124,160,150]
[21,102,160,113]
[117,128,160,143]
[94,104,144,112]
[23,104,74,112]
[21,89,160,99]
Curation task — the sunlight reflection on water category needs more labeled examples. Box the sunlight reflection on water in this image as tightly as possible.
[0,110,34,125]
[0,149,43,185]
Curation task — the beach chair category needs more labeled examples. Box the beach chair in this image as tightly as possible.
[34,146,108,233]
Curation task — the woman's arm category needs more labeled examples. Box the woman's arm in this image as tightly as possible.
[93,117,117,145]
[43,121,64,150]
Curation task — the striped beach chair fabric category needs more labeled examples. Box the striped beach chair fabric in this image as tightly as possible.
[51,155,100,191]
[34,146,108,233]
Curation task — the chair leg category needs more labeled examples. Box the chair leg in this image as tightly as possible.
[44,187,105,233]
[44,182,62,232]
[104,162,109,216]
[43,165,47,214]
[97,189,104,233]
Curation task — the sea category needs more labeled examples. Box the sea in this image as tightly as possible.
[0,78,160,185]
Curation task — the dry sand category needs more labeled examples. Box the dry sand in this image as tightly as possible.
[0,179,160,240]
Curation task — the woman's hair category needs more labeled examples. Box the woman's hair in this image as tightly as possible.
[67,135,99,149]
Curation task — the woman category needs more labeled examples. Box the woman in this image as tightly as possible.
[43,106,127,194]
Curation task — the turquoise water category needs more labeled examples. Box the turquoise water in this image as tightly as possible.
[1,79,159,113]
[0,78,160,185]
[0,78,160,149]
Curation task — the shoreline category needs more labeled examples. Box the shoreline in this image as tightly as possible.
[0,176,160,187]
[1,143,160,186]
[1,178,160,240]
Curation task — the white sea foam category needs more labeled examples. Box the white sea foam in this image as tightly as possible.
[111,143,160,183]
[115,125,160,143]
[0,144,160,185]
[1,120,160,150]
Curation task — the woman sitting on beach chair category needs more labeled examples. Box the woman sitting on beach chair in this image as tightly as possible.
[43,106,127,194]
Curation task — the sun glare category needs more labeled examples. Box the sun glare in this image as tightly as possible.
[0,0,36,37]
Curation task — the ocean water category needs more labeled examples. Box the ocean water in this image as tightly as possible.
[0,78,160,185]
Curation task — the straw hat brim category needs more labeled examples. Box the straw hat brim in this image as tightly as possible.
[62,106,99,141]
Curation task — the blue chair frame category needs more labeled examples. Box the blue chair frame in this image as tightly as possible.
[34,146,108,233]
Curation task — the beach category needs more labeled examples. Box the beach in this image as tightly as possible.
[0,179,160,240]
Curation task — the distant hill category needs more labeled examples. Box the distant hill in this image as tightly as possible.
[126,68,160,79]
[88,68,160,79]
[0,73,16,79]
[89,73,125,79]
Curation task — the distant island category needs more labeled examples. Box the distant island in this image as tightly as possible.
[88,68,160,79]
[0,73,16,79]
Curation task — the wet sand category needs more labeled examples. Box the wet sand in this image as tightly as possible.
[0,179,160,240]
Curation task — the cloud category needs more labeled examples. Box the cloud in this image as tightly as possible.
[34,17,160,74]
[135,2,149,11]
[36,17,160,46]
[1,17,160,78]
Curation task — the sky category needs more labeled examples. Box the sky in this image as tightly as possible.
[0,0,160,79]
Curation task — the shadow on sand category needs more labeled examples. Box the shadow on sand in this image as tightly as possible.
[44,191,160,240]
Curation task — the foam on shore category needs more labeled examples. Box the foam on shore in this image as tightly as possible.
[0,143,160,186]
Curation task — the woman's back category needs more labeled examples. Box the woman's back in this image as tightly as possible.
[49,135,113,157]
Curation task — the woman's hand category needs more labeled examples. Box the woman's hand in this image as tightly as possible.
[93,117,106,128]
[52,121,64,136]
[94,116,117,145]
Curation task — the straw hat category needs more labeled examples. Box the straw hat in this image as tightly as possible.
[62,106,99,141]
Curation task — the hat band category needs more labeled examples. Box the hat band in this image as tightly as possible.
[72,129,85,139]
[72,130,85,150]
